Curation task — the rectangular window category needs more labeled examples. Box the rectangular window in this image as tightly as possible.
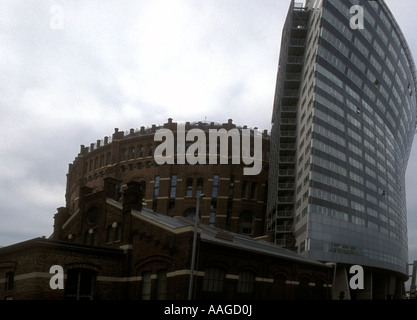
[212,174,219,198]
[170,175,177,198]
[154,176,160,199]
[186,178,193,196]
[209,211,216,227]
[196,178,204,196]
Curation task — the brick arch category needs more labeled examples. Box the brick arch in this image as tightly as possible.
[183,170,209,180]
[128,176,148,189]
[65,262,102,273]
[183,172,208,197]
[200,258,230,271]
[134,255,173,272]
[183,207,196,219]
[236,264,259,275]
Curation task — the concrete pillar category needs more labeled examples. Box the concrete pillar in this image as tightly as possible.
[387,274,396,299]
[332,266,350,300]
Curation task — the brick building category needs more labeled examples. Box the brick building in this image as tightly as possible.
[0,180,332,300]
[66,118,270,237]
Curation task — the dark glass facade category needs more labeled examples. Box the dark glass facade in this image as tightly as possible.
[268,0,417,297]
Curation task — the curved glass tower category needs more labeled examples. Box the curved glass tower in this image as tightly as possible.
[267,0,417,299]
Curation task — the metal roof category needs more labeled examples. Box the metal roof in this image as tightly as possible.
[133,208,329,268]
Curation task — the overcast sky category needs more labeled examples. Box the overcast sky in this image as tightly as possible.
[1,0,417,275]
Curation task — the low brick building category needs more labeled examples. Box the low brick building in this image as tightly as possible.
[0,180,332,300]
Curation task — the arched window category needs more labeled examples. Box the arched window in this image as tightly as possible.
[129,146,135,159]
[106,152,111,165]
[241,180,249,198]
[275,274,286,299]
[313,279,325,300]
[202,267,225,293]
[106,226,113,243]
[121,149,127,161]
[156,270,167,300]
[84,229,97,246]
[196,178,204,196]
[138,145,144,157]
[237,271,255,294]
[115,223,122,241]
[147,144,153,157]
[250,182,257,199]
[186,178,193,196]
[238,211,253,234]
[296,277,310,300]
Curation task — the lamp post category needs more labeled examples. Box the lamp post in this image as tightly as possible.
[188,193,204,300]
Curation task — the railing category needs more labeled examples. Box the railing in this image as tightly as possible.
[276,211,293,218]
[289,38,305,46]
[279,156,296,162]
[281,118,297,124]
[292,23,307,30]
[277,196,294,203]
[283,89,299,97]
[281,105,297,112]
[280,130,296,137]
[278,183,295,189]
[280,143,296,150]
[285,73,301,81]
[287,56,304,64]
[276,225,293,232]
[278,169,295,176]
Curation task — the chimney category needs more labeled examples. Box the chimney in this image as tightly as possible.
[80,145,88,155]
[104,177,120,201]
[53,207,69,240]
[112,128,124,140]
[122,181,144,213]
